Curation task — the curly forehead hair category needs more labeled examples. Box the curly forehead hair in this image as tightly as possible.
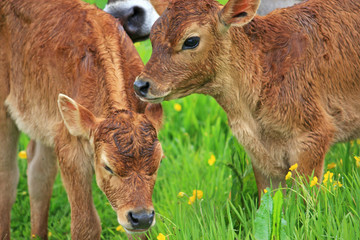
[169,0,219,9]
[168,0,220,25]
[95,109,158,160]
[151,0,220,45]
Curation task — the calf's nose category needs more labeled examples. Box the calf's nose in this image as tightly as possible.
[127,210,155,230]
[134,78,150,97]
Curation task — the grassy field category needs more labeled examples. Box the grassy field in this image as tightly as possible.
[10,39,360,240]
[9,1,360,239]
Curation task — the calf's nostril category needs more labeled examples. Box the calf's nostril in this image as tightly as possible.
[127,210,155,229]
[140,82,150,95]
[134,80,150,97]
[129,212,138,224]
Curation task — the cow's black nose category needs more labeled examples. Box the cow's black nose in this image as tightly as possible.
[127,210,155,230]
[134,79,150,97]
[125,6,146,40]
[106,5,147,42]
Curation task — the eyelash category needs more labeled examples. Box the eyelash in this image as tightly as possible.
[104,165,114,174]
[182,36,200,50]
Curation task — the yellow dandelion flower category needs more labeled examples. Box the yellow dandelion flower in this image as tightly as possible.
[193,190,203,199]
[327,162,336,170]
[310,176,318,187]
[188,195,196,205]
[18,150,27,159]
[157,233,166,240]
[178,192,185,198]
[323,171,334,186]
[208,154,216,166]
[48,232,52,237]
[323,172,329,185]
[285,171,292,180]
[355,156,360,163]
[174,103,182,112]
[32,234,36,238]
[289,163,298,171]
[340,159,343,165]
[333,181,343,188]
[116,225,125,232]
[263,189,268,193]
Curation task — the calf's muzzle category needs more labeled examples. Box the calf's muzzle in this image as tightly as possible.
[127,209,155,230]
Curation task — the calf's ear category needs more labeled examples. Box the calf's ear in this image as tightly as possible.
[58,94,97,139]
[150,0,171,16]
[145,103,163,132]
[219,0,260,27]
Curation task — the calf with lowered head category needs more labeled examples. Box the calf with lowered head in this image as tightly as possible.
[0,0,163,239]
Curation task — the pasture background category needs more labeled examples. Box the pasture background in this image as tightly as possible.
[10,0,360,239]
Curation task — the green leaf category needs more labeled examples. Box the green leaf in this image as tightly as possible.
[95,0,108,9]
[254,191,273,240]
[271,189,283,239]
[280,218,288,240]
[83,0,96,4]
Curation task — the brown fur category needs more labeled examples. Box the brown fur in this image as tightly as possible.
[0,0,163,239]
[136,0,360,198]
[150,0,170,16]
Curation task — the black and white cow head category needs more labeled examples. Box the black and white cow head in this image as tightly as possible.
[105,0,159,42]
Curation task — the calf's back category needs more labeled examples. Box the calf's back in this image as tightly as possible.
[1,0,145,145]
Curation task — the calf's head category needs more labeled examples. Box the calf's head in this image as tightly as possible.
[58,94,163,233]
[134,0,260,102]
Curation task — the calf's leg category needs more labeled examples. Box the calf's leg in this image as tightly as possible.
[252,128,331,202]
[27,140,58,239]
[296,134,331,183]
[0,103,20,240]
[253,164,285,203]
[57,142,101,240]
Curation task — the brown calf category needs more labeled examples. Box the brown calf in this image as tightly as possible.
[135,0,360,198]
[0,0,163,239]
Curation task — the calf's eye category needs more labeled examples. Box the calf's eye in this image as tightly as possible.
[104,165,114,174]
[182,36,200,50]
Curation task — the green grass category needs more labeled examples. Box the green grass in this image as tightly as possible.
[10,24,360,240]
